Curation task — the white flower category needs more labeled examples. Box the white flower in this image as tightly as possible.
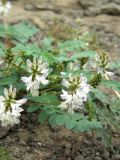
[0,1,11,16]
[61,79,70,88]
[0,57,4,66]
[21,57,50,97]
[59,73,91,114]
[0,85,27,127]
[21,75,40,97]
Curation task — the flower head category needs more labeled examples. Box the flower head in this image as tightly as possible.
[21,57,50,97]
[0,0,11,16]
[94,53,113,76]
[0,85,27,127]
[69,57,89,71]
[0,49,15,69]
[59,73,91,114]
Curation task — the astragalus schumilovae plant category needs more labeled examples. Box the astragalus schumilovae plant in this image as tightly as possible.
[0,0,120,145]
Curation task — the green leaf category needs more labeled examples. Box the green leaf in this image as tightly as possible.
[70,113,84,121]
[0,146,13,160]
[65,118,76,129]
[42,37,53,51]
[55,114,66,125]
[0,76,17,86]
[27,105,40,112]
[101,79,120,91]
[13,22,39,43]
[49,112,83,128]
[49,113,58,126]
[40,52,55,65]
[0,24,15,38]
[38,111,49,124]
[73,119,102,132]
[0,86,4,94]
[58,39,86,51]
[40,105,57,115]
[12,44,40,56]
[71,50,95,59]
[96,128,112,146]
[92,88,109,103]
[0,45,5,56]
[56,50,95,62]
[0,22,39,44]
[110,60,120,69]
[26,94,60,105]
[110,98,120,114]
[14,82,26,90]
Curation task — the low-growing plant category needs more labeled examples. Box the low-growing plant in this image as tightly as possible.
[0,0,120,146]
[47,18,77,42]
[0,146,12,160]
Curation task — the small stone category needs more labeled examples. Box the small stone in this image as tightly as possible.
[64,142,71,155]
[22,153,36,160]
[0,125,10,138]
[95,156,103,160]
[83,139,90,145]
[78,0,108,8]
[24,4,36,11]
[101,3,120,15]
[65,148,71,155]
[114,145,120,151]
[26,147,30,151]
[6,135,16,143]
[12,147,21,158]
[82,151,87,157]
[86,150,91,155]
[65,142,71,149]
[96,152,100,156]
[19,139,27,146]
[112,154,120,160]
[102,151,110,159]
[74,155,85,160]
[86,157,95,160]
[38,142,42,147]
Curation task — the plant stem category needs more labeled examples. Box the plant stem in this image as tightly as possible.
[39,84,61,94]
[3,14,8,47]
[104,73,120,99]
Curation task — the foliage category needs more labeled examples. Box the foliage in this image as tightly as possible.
[0,146,12,160]
[47,18,77,41]
[0,21,39,44]
[0,20,120,146]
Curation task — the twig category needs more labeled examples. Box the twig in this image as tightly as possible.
[3,14,8,47]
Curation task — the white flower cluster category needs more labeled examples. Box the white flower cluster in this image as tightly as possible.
[59,73,91,114]
[21,57,50,97]
[0,85,27,127]
[0,0,11,16]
